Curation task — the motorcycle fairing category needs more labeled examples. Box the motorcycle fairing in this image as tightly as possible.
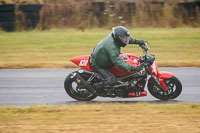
[149,62,158,76]
[70,55,92,72]
[70,53,140,77]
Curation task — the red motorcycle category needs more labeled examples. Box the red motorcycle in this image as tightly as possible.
[64,43,182,101]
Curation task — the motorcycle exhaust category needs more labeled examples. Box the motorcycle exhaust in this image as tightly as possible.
[71,72,98,95]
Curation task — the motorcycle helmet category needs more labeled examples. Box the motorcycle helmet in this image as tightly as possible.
[112,26,130,47]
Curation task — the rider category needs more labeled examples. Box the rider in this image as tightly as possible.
[90,26,146,94]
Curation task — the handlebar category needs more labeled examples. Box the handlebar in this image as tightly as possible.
[139,41,155,67]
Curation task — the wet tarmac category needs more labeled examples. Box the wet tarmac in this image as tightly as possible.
[0,68,199,106]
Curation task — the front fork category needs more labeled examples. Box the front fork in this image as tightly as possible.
[151,75,168,91]
[147,67,174,92]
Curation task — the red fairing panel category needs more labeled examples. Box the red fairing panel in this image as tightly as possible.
[70,55,92,72]
[109,53,140,77]
[149,62,158,76]
[128,90,147,97]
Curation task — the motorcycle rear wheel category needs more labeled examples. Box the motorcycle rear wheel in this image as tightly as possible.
[148,76,182,100]
[64,72,97,101]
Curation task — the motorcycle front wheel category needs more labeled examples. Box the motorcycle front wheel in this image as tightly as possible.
[148,76,182,100]
[64,72,97,101]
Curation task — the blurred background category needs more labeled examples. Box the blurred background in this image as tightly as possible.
[0,0,200,68]
[0,0,200,32]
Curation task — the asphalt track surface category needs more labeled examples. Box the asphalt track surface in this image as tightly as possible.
[0,68,199,106]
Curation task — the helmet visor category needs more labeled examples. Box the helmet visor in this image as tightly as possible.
[119,36,130,45]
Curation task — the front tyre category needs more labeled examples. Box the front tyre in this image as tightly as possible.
[64,72,97,101]
[148,76,182,100]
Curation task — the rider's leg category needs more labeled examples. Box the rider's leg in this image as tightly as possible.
[95,68,117,87]
[91,65,117,92]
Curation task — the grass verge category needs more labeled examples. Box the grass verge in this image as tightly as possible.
[0,103,200,133]
[0,28,200,68]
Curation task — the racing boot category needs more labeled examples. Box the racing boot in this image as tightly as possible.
[93,82,115,97]
[93,82,104,94]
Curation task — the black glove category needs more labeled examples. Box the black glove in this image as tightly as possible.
[135,39,145,47]
[130,65,143,72]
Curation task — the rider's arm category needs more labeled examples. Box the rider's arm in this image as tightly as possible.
[129,36,137,44]
[129,37,145,47]
[105,46,142,72]
[106,47,132,73]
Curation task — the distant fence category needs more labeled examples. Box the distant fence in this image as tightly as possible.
[0,1,200,31]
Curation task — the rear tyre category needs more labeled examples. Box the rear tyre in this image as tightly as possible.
[64,72,97,101]
[148,76,182,100]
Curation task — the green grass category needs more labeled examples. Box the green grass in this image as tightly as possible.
[0,28,200,68]
[0,103,200,133]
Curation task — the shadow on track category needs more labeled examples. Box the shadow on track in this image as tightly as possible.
[56,100,182,106]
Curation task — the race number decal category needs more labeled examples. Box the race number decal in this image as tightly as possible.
[79,60,88,66]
